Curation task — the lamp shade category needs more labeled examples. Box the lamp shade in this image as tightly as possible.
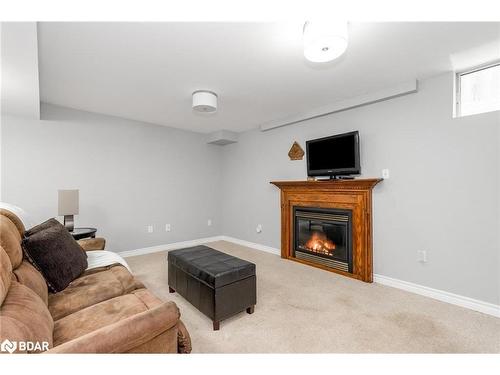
[58,190,79,216]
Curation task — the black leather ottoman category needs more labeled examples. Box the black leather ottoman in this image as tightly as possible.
[168,245,256,330]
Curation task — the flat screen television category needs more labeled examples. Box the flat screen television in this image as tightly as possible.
[306,131,360,178]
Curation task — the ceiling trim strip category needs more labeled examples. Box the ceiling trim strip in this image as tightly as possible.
[260,80,418,131]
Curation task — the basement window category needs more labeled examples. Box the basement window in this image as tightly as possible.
[456,62,500,117]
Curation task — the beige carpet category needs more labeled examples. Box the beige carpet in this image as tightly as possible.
[126,240,500,353]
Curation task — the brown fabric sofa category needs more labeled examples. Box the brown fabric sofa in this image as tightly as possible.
[0,209,191,354]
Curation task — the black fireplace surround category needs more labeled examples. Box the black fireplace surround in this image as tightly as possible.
[293,206,353,273]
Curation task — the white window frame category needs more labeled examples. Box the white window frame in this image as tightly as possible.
[455,61,500,117]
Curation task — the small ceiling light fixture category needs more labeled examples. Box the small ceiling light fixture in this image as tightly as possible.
[303,21,348,63]
[192,90,218,113]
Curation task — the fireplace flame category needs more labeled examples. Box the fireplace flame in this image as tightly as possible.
[304,231,336,255]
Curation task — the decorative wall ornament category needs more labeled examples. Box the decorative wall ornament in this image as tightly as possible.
[288,141,305,161]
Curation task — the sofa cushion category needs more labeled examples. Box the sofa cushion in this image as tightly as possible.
[48,265,144,321]
[22,219,88,292]
[0,215,23,270]
[0,281,54,353]
[0,246,12,306]
[52,288,164,347]
[13,261,49,306]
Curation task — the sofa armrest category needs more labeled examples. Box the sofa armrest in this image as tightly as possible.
[78,237,106,251]
[177,319,192,354]
[46,301,180,353]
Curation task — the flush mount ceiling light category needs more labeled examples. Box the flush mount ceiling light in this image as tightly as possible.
[192,90,218,113]
[303,21,348,63]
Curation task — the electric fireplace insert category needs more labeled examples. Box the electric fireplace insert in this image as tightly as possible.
[293,206,353,273]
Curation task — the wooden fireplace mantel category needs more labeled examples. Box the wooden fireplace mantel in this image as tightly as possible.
[270,179,382,282]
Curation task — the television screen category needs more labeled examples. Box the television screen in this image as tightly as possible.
[306,131,360,177]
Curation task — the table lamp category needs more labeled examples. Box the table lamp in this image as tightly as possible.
[58,189,79,231]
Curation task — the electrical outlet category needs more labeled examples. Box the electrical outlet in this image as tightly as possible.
[256,224,262,233]
[382,169,390,179]
[147,225,154,233]
[418,250,428,263]
[165,224,171,232]
[207,219,212,226]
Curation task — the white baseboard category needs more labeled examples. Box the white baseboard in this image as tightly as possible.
[218,236,281,256]
[118,235,224,258]
[221,237,500,318]
[373,274,500,318]
[119,235,499,318]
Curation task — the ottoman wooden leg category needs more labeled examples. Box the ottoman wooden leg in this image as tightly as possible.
[213,321,220,331]
[169,286,175,293]
[246,306,255,314]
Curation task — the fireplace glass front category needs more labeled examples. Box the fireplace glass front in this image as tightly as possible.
[293,207,353,273]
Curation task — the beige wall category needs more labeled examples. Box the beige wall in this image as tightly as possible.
[2,73,498,305]
[1,103,224,251]
[220,73,500,304]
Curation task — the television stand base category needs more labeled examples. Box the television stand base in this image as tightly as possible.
[336,176,355,180]
[314,176,356,181]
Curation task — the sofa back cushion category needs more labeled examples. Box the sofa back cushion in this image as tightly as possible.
[0,247,12,306]
[0,281,54,353]
[13,261,49,305]
[0,215,24,270]
[0,213,49,305]
[0,207,26,236]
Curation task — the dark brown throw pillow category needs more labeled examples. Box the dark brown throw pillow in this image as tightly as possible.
[24,218,61,237]
[22,219,88,293]
[25,218,87,259]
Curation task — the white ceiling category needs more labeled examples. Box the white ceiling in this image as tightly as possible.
[1,22,40,119]
[38,22,500,133]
